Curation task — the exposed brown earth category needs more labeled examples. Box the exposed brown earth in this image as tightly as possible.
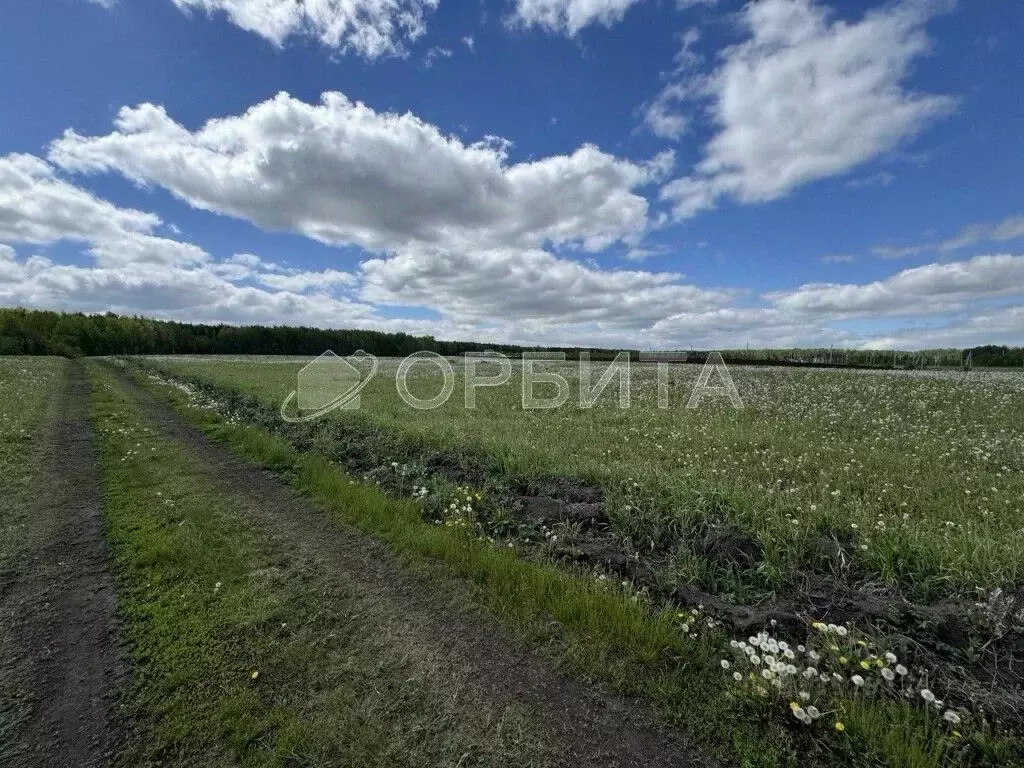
[0,361,124,768]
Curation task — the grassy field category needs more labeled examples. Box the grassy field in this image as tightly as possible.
[148,357,1024,600]
[134,354,1024,767]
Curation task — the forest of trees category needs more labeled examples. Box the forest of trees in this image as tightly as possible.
[1,307,1021,367]
[0,307,622,360]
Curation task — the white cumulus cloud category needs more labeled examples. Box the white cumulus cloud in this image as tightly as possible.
[361,246,732,328]
[170,0,439,58]
[0,153,375,326]
[511,0,645,36]
[769,253,1024,316]
[50,91,660,254]
[659,0,954,218]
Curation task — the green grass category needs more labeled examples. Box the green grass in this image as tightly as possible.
[0,356,68,762]
[88,362,547,767]
[148,356,1024,603]
[123,358,1021,767]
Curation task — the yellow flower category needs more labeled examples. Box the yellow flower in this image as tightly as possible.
[875,658,884,668]
[860,660,870,670]
[839,656,848,664]
[835,722,845,732]
[952,731,962,740]
[789,701,801,712]
[857,640,867,648]
[250,671,260,680]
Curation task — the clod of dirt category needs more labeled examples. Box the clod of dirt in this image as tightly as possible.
[800,574,897,625]
[574,540,635,578]
[564,502,606,528]
[697,527,762,570]
[513,496,607,530]
[671,584,729,614]
[516,496,565,525]
[516,478,603,505]
[424,452,486,485]
[727,604,805,636]
[669,583,804,634]
[929,600,974,651]
[555,480,604,505]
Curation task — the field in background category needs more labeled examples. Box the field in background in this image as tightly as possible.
[152,356,1024,602]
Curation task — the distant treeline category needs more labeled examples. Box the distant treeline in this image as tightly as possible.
[1,307,1021,367]
[712,346,1024,369]
[664,346,1023,369]
[0,307,622,360]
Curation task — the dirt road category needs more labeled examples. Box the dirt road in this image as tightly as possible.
[0,361,123,767]
[114,366,711,768]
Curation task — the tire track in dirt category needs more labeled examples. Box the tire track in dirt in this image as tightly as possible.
[0,361,124,768]
[113,368,713,768]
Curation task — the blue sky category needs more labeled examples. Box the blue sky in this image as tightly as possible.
[1,0,1022,349]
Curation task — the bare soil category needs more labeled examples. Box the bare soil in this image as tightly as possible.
[0,361,124,767]
[113,367,713,768]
